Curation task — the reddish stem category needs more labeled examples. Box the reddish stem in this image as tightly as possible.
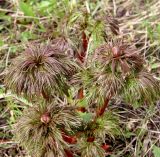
[87,137,95,142]
[76,31,89,111]
[82,31,88,56]
[77,87,84,99]
[96,96,111,117]
[77,106,86,112]
[97,98,109,116]
[62,133,77,144]
[77,87,85,112]
[77,31,89,63]
[64,149,74,157]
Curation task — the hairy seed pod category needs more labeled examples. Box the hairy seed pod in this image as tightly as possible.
[40,113,50,124]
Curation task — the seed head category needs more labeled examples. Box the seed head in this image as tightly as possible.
[40,112,50,124]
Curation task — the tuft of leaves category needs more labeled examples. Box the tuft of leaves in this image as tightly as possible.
[5,43,76,101]
[121,71,160,107]
[94,111,120,140]
[78,139,106,157]
[14,101,81,157]
[94,39,144,75]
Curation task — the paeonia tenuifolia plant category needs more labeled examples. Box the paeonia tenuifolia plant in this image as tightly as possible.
[5,9,160,157]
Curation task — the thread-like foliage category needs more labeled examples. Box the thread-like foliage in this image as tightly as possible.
[14,101,81,157]
[78,139,106,157]
[5,43,76,100]
[121,71,160,107]
[94,39,144,75]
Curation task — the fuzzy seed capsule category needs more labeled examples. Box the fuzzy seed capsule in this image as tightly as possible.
[40,113,50,124]
[112,46,120,57]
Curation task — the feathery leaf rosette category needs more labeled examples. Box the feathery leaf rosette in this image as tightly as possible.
[75,67,122,105]
[78,112,120,143]
[77,138,106,157]
[121,71,160,107]
[72,66,122,108]
[93,112,120,140]
[92,69,122,99]
[5,43,75,100]
[94,39,144,75]
[14,102,81,157]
